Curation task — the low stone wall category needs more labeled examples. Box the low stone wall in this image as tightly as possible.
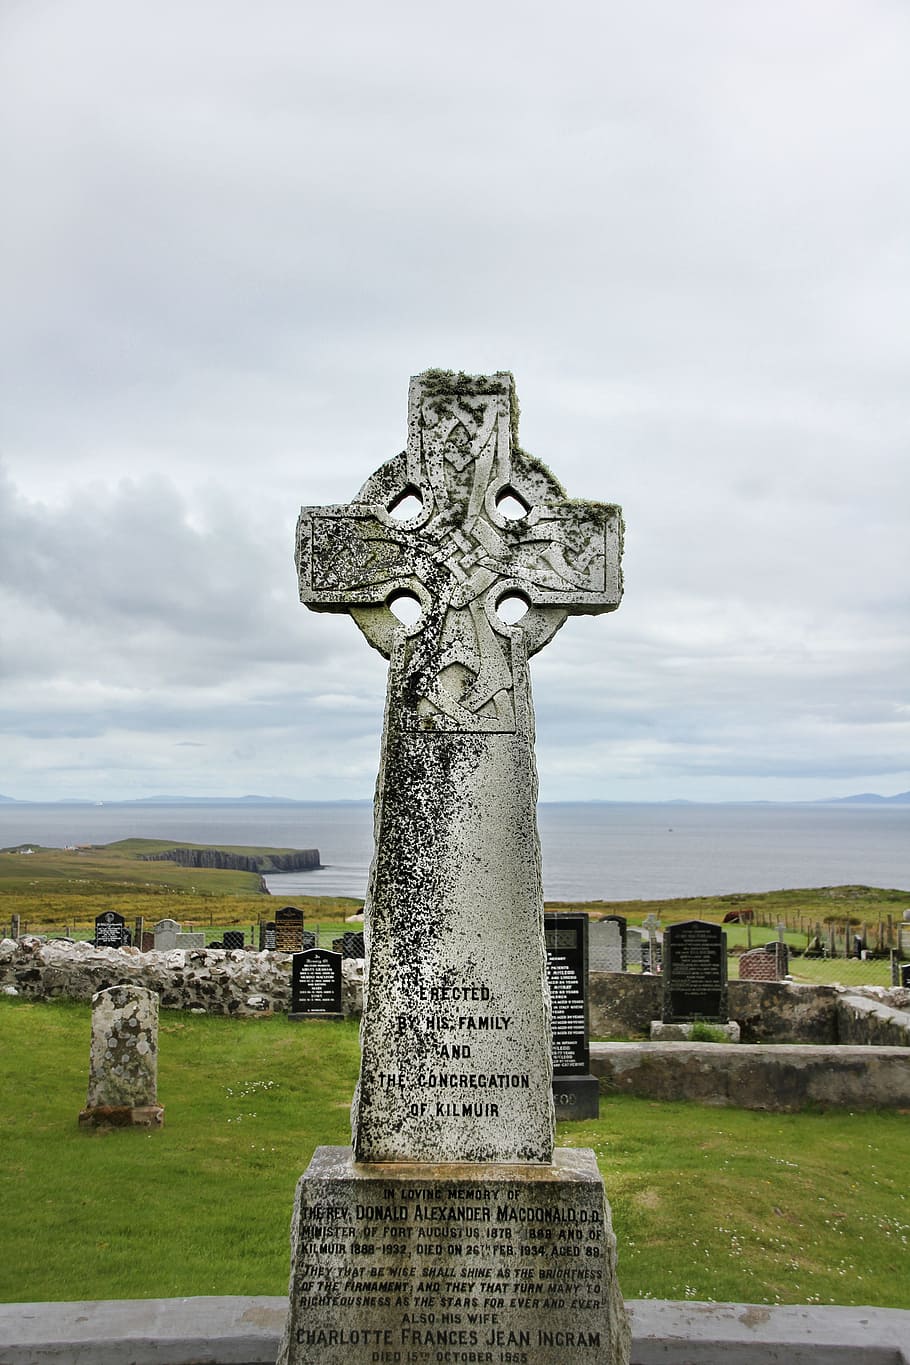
[836,992,910,1047]
[1,1296,908,1365]
[589,971,910,1045]
[591,1042,910,1111]
[0,937,364,1017]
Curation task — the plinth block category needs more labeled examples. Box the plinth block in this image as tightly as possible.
[279,1146,630,1365]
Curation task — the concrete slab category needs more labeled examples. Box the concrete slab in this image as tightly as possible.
[1,1297,908,1364]
[591,1041,910,1110]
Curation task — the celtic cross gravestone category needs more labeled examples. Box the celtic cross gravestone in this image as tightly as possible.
[297,369,622,1163]
[280,371,630,1365]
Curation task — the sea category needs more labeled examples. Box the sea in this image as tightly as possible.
[1,801,908,903]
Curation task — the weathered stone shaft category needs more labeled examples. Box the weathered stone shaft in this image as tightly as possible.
[355,654,553,1162]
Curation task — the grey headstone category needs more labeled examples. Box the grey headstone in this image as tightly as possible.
[175,932,205,950]
[590,917,624,972]
[153,918,180,951]
[79,985,163,1127]
[626,926,643,967]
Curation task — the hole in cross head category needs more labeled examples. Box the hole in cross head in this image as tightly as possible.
[495,487,531,521]
[387,590,423,626]
[387,487,424,521]
[495,591,531,625]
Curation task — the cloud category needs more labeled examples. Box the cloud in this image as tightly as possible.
[0,1,907,800]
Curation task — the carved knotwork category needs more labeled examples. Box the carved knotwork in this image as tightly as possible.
[298,372,622,733]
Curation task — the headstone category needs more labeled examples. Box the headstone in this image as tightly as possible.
[78,985,164,1128]
[133,915,144,950]
[739,946,782,982]
[341,930,365,959]
[289,949,343,1020]
[175,932,205,949]
[94,910,127,949]
[279,371,629,1365]
[10,914,20,939]
[153,918,181,951]
[275,905,305,953]
[545,912,599,1119]
[642,913,661,974]
[223,930,245,950]
[626,926,643,969]
[300,929,317,951]
[589,916,624,972]
[764,940,789,976]
[900,962,910,989]
[662,920,728,1023]
[603,914,627,968]
[141,931,155,953]
[259,921,277,951]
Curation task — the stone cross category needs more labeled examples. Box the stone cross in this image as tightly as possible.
[297,370,623,1163]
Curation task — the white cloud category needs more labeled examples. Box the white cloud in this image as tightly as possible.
[0,0,907,800]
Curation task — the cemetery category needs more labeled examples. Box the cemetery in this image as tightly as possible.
[0,372,907,1362]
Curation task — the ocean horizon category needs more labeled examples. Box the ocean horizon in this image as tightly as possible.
[1,799,907,903]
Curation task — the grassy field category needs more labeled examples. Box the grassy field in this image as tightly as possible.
[1,997,907,1309]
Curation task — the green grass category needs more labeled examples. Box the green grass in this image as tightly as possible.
[1,998,908,1308]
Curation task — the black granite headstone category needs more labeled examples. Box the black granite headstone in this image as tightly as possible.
[289,949,343,1020]
[259,921,278,951]
[94,911,126,949]
[275,906,305,953]
[301,929,317,950]
[662,920,728,1023]
[342,930,365,959]
[544,912,598,1119]
[223,931,245,950]
[901,963,910,989]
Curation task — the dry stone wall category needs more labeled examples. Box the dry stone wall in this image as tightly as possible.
[0,937,363,1017]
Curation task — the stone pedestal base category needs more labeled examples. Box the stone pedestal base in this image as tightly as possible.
[649,1020,741,1042]
[78,1104,164,1128]
[279,1146,630,1365]
[553,1075,600,1120]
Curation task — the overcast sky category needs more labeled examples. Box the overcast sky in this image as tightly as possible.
[1,0,908,804]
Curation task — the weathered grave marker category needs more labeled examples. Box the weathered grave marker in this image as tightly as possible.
[175,931,205,949]
[153,918,180,952]
[259,920,277,951]
[341,929,365,959]
[94,910,127,949]
[289,948,343,1020]
[626,926,643,969]
[275,906,305,953]
[641,912,661,973]
[545,911,599,1118]
[589,916,624,972]
[78,985,164,1128]
[279,371,629,1365]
